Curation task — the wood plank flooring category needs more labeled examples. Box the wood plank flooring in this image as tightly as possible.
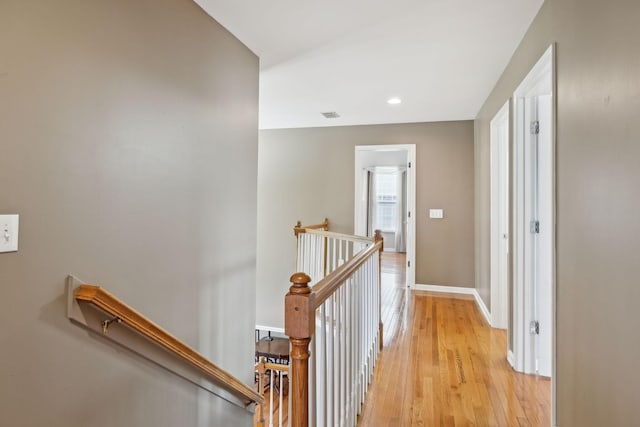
[255,252,550,426]
[358,253,551,426]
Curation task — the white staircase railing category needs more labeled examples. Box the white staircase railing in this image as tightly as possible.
[296,228,372,286]
[286,221,383,427]
[255,358,289,427]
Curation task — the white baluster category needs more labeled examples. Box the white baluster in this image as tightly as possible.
[346,277,352,425]
[318,304,326,427]
[327,295,334,426]
[332,238,337,273]
[339,284,345,426]
[269,369,274,427]
[279,370,283,427]
[337,289,340,426]
[310,334,315,427]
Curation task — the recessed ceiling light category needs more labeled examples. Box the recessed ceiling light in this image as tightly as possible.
[387,97,402,105]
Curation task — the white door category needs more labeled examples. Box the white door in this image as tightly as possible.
[523,94,553,378]
[490,102,509,330]
[534,94,553,377]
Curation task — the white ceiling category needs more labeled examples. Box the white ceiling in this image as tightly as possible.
[194,0,543,129]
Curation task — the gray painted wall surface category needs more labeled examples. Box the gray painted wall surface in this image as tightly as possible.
[474,2,553,315]
[0,1,258,426]
[257,121,474,328]
[475,0,640,425]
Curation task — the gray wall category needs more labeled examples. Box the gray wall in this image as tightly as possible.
[0,1,258,426]
[257,121,474,328]
[474,1,553,313]
[475,0,640,425]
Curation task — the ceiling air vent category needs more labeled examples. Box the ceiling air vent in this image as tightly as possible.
[321,112,340,119]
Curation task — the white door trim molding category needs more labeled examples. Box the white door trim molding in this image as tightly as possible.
[513,44,554,374]
[513,43,556,427]
[490,100,510,330]
[354,144,416,288]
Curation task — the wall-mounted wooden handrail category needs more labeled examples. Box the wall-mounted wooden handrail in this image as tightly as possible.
[293,218,329,236]
[74,285,263,408]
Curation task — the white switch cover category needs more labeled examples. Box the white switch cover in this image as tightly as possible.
[0,215,19,253]
[429,209,444,219]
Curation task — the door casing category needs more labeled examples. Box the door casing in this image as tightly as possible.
[512,43,556,426]
[354,144,416,288]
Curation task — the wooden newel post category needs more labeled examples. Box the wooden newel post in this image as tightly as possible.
[374,229,384,249]
[374,230,384,351]
[285,272,314,427]
[256,357,266,427]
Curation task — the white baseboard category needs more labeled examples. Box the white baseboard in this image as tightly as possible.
[473,291,492,327]
[507,350,515,368]
[413,284,492,326]
[413,283,476,295]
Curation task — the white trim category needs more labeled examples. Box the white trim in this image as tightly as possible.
[474,291,492,327]
[507,350,515,368]
[255,324,285,335]
[490,100,510,330]
[413,283,476,294]
[513,43,554,374]
[354,144,416,288]
[513,43,556,427]
[413,284,492,326]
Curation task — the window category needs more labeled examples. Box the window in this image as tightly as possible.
[374,172,398,232]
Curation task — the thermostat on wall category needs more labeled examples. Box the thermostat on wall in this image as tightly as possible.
[429,209,444,219]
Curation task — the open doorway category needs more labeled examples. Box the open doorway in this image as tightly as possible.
[354,145,416,288]
[366,167,406,252]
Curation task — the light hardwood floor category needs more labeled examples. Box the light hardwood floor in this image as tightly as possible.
[358,252,551,426]
[255,252,551,426]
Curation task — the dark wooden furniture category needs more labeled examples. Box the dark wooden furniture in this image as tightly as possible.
[255,337,290,364]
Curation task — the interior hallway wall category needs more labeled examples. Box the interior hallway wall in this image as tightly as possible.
[0,1,258,425]
[257,121,474,328]
[474,0,640,424]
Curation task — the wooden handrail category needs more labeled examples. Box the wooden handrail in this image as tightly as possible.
[293,218,329,236]
[254,359,289,376]
[74,285,263,407]
[302,228,374,245]
[311,240,383,308]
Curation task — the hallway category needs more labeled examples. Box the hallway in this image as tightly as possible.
[358,253,551,426]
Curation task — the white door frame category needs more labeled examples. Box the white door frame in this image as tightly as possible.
[354,144,416,288]
[490,101,510,330]
[512,43,556,425]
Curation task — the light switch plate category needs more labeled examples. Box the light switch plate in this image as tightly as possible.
[429,209,444,219]
[0,215,19,253]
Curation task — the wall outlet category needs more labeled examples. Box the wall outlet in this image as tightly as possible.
[429,209,444,219]
[0,215,19,253]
